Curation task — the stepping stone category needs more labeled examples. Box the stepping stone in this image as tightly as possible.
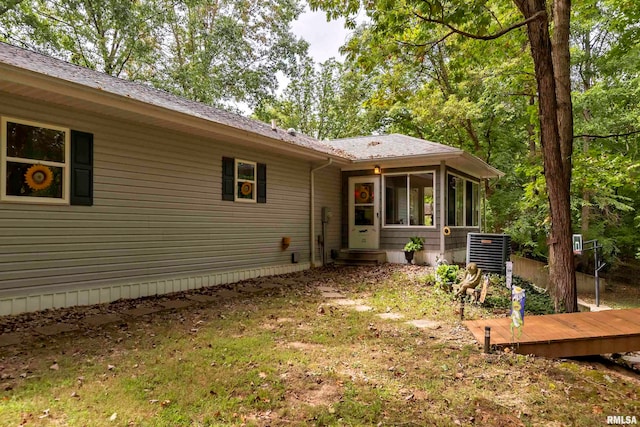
[317,286,337,292]
[121,306,162,317]
[622,354,640,364]
[187,294,217,303]
[333,299,362,306]
[160,300,193,310]
[0,333,22,347]
[406,320,441,329]
[321,292,344,299]
[354,305,373,312]
[82,314,122,327]
[35,323,79,336]
[378,313,405,320]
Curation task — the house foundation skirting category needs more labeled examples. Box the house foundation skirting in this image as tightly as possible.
[0,262,311,316]
[385,249,468,266]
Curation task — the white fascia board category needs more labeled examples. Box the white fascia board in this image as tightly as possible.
[341,152,503,179]
[341,152,463,170]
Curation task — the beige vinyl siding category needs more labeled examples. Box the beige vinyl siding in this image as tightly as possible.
[0,93,337,298]
[313,166,342,264]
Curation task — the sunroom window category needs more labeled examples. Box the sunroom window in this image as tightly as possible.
[384,172,435,227]
[1,117,70,203]
[447,173,480,226]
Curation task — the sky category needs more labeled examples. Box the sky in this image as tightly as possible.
[272,7,353,95]
[291,8,349,63]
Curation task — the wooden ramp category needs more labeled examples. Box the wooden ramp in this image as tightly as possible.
[464,308,640,358]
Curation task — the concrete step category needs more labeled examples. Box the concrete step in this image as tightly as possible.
[577,298,612,312]
[335,250,387,265]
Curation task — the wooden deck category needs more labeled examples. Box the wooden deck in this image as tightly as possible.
[464,308,640,358]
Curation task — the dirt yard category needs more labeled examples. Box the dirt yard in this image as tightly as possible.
[0,264,638,426]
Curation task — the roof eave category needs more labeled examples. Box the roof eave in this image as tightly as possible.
[342,151,504,179]
[0,63,351,164]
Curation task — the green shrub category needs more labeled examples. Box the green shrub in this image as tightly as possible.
[403,236,425,252]
[435,264,459,291]
[483,275,555,315]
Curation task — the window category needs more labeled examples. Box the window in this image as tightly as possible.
[235,159,256,202]
[383,172,435,227]
[447,173,480,227]
[222,157,266,203]
[1,117,70,203]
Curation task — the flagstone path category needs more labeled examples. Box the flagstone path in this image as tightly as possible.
[319,287,440,330]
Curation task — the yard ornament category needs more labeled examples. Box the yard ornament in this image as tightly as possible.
[454,263,482,298]
[510,286,526,342]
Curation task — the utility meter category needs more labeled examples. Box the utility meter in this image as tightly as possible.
[321,207,332,223]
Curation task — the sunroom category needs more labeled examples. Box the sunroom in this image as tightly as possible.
[327,134,503,265]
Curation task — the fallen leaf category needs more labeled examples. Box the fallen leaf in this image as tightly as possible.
[49,363,59,371]
[109,412,117,421]
[592,406,603,414]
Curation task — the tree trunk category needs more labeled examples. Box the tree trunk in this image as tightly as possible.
[514,0,577,312]
[552,0,574,184]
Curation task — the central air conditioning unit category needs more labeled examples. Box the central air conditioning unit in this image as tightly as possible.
[466,233,511,274]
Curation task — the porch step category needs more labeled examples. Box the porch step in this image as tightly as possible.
[334,250,387,266]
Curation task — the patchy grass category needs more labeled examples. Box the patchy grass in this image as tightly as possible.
[0,265,638,426]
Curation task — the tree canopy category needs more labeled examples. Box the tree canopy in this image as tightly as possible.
[0,0,310,109]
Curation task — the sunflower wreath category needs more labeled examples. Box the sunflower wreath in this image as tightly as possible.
[240,182,252,196]
[356,188,370,203]
[25,164,54,191]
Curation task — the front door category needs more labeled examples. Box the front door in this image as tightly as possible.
[348,176,379,249]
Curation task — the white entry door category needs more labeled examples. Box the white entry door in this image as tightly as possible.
[348,176,380,249]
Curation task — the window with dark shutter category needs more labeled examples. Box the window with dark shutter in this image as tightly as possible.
[222,157,235,201]
[223,157,266,203]
[1,117,73,204]
[257,163,266,203]
[70,130,93,206]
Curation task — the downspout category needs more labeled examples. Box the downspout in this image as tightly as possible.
[481,179,487,232]
[439,160,446,259]
[310,158,333,267]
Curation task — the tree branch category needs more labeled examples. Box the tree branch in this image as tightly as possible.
[0,0,25,16]
[413,10,547,41]
[573,130,640,140]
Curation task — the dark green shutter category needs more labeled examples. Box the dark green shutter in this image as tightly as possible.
[70,130,93,206]
[257,163,266,203]
[222,157,235,201]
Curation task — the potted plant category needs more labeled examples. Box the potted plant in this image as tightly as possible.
[403,236,425,264]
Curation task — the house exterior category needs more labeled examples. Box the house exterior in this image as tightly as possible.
[331,134,502,265]
[0,42,501,315]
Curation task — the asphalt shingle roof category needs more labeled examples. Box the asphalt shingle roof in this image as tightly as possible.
[327,134,460,160]
[0,42,352,160]
[0,42,497,174]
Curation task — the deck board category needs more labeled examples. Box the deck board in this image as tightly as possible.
[464,308,640,358]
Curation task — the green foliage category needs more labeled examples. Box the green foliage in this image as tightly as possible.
[403,236,425,252]
[484,276,555,315]
[0,0,309,109]
[435,264,459,291]
[253,58,378,139]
